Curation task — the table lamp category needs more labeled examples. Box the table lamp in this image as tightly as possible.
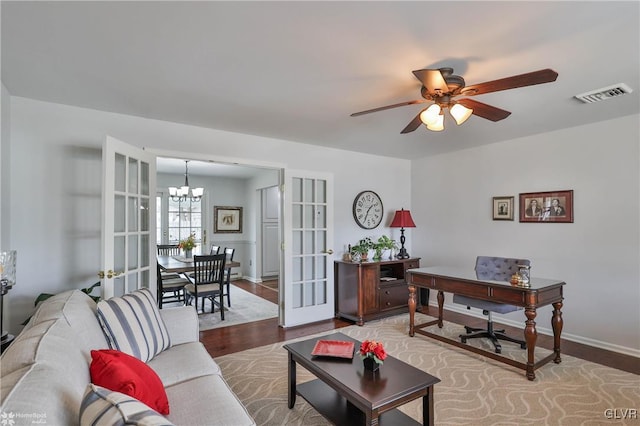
[390,209,416,259]
[1,250,17,349]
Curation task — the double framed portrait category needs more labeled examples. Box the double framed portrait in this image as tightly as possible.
[493,190,573,223]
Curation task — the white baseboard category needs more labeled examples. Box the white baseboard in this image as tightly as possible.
[433,302,640,359]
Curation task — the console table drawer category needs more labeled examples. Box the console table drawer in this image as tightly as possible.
[380,283,409,310]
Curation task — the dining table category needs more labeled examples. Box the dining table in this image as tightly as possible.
[157,254,240,274]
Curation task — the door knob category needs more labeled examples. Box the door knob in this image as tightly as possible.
[323,249,334,255]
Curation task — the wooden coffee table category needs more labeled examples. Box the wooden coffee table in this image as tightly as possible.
[284,332,440,425]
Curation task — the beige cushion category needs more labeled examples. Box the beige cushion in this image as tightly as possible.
[165,375,255,426]
[148,342,221,387]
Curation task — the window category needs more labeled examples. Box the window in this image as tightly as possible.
[156,193,203,247]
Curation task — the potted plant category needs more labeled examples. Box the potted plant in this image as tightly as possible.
[374,235,398,260]
[178,233,197,258]
[359,339,387,371]
[350,237,374,262]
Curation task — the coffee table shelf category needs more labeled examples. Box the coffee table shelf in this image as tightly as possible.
[297,379,420,425]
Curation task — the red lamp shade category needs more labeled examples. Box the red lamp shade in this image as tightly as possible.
[390,209,416,228]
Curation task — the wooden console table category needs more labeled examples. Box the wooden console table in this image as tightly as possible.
[407,266,565,380]
[334,258,420,325]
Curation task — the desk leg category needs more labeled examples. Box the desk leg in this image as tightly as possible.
[524,307,538,381]
[552,301,563,364]
[409,285,416,337]
[437,291,444,328]
[287,352,296,408]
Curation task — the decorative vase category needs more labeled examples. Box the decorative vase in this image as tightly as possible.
[363,357,380,372]
[184,249,192,259]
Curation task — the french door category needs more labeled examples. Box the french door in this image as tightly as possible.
[282,170,334,327]
[100,136,157,300]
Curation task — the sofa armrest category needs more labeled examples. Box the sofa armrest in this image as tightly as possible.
[159,305,199,345]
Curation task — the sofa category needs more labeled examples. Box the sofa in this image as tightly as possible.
[0,289,255,425]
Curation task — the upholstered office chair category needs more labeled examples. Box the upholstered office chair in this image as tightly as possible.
[222,247,236,307]
[453,256,529,354]
[184,254,227,318]
[156,262,189,309]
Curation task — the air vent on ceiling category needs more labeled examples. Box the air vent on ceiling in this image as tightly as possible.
[575,83,633,103]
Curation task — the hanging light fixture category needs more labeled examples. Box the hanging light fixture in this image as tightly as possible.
[419,98,473,131]
[169,160,204,202]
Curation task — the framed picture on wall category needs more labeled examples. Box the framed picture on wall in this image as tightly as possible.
[214,206,243,233]
[492,196,514,220]
[519,190,573,223]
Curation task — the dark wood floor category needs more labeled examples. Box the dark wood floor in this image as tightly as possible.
[200,280,639,375]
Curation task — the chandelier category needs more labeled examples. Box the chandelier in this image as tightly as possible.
[169,160,204,202]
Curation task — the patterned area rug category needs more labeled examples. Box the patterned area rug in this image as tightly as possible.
[192,285,278,331]
[216,313,640,425]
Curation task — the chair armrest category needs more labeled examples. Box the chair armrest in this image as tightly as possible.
[159,305,199,345]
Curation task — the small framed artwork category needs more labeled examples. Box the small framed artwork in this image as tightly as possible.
[519,190,573,223]
[214,206,243,233]
[492,196,514,221]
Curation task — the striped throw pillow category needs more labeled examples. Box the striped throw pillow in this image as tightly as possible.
[97,288,170,362]
[80,384,174,426]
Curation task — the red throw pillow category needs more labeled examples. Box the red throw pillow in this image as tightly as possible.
[90,349,170,415]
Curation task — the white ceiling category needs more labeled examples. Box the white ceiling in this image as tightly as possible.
[2,1,639,167]
[156,156,273,178]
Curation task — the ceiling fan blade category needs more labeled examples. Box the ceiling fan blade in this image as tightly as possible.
[400,111,425,134]
[457,98,511,122]
[461,69,558,96]
[350,99,427,117]
[412,69,449,94]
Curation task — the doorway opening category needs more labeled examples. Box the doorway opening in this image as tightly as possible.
[156,156,282,327]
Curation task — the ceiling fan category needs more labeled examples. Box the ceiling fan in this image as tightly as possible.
[351,67,558,133]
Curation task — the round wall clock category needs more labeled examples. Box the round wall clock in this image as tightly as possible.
[353,190,384,229]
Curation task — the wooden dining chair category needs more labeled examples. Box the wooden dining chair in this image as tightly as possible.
[157,244,182,279]
[222,247,236,307]
[157,244,181,255]
[156,262,189,309]
[184,254,227,318]
[210,244,221,255]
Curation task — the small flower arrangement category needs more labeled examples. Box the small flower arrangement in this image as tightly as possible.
[359,339,387,365]
[178,233,197,251]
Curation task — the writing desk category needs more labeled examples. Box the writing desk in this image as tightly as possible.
[407,266,565,380]
[157,255,240,274]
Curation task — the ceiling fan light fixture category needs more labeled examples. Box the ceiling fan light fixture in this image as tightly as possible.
[450,103,473,125]
[425,113,445,131]
[419,104,441,126]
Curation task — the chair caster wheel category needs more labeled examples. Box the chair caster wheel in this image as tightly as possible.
[461,338,467,344]
[495,348,502,354]
[520,343,527,349]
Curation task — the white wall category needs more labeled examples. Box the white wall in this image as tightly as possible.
[411,114,640,356]
[1,82,10,249]
[6,97,412,334]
